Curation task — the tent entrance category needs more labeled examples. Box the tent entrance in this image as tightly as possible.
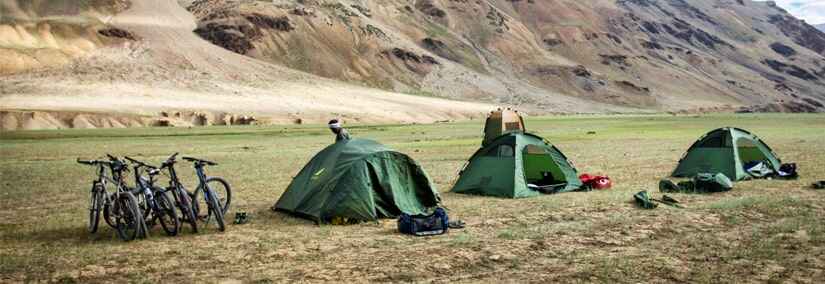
[522,145,567,188]
[736,138,770,165]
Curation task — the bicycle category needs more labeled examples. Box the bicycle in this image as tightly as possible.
[77,156,146,241]
[159,153,198,233]
[182,156,231,232]
[125,156,180,236]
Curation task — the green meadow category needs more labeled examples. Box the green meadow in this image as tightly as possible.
[1,114,824,282]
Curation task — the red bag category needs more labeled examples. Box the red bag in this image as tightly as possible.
[579,174,612,190]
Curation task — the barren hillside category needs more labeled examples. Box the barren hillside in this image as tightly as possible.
[0,0,497,130]
[2,0,825,130]
[187,0,825,112]
[189,0,825,111]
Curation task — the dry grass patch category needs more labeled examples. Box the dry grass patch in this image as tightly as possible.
[1,114,825,282]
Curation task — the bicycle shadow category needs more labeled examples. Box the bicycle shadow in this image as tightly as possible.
[1,225,126,245]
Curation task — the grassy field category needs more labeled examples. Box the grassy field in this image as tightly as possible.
[1,114,825,282]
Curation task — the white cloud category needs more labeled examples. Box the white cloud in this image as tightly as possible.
[762,0,825,24]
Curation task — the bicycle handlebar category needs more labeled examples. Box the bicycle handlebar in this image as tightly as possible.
[124,156,157,169]
[182,156,218,166]
[77,158,113,166]
[103,154,129,173]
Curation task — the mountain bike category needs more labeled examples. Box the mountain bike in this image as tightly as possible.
[125,156,180,236]
[160,153,198,233]
[182,156,231,232]
[77,156,146,241]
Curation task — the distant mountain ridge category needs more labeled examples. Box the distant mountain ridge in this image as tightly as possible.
[817,24,825,32]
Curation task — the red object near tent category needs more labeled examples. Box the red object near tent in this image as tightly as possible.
[579,174,612,190]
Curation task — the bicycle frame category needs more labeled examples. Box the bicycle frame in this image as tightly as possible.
[85,158,133,229]
[193,164,215,201]
[165,161,185,193]
[93,163,124,208]
[165,160,214,203]
[133,166,161,212]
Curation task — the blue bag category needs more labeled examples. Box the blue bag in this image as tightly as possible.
[398,208,449,236]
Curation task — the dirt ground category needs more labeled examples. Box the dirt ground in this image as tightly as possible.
[1,114,824,283]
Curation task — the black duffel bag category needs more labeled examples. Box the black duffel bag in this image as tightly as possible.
[398,208,449,236]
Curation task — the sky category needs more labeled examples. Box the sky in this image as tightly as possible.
[764,0,825,25]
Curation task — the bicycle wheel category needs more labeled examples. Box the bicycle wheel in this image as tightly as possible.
[114,192,144,241]
[88,183,103,234]
[206,189,225,232]
[193,177,232,217]
[171,187,198,233]
[154,189,180,236]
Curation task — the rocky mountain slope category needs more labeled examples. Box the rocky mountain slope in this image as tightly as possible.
[0,0,491,130]
[187,0,825,112]
[0,0,132,74]
[2,0,825,130]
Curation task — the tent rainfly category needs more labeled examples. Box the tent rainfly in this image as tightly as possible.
[672,127,782,181]
[273,139,440,223]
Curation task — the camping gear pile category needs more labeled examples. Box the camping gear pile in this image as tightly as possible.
[633,191,683,209]
[633,127,800,209]
[659,173,733,193]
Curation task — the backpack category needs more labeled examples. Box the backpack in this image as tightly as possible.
[398,208,449,236]
[633,191,658,209]
[778,163,798,179]
[694,173,733,193]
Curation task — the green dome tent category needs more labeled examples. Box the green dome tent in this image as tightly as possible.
[452,132,582,198]
[672,127,782,181]
[273,139,441,224]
